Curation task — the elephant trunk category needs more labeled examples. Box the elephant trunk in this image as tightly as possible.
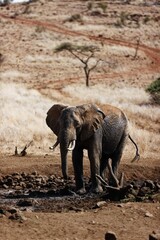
[59,129,76,179]
[60,144,68,180]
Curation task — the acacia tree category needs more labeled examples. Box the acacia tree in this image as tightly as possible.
[54,42,101,87]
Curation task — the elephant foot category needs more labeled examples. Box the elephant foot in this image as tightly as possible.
[91,185,103,194]
[77,187,86,195]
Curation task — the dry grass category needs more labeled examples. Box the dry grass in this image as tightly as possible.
[0,82,159,160]
[0,82,55,154]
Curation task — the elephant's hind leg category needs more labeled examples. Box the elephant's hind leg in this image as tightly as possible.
[100,154,109,180]
[88,148,103,193]
[110,133,127,186]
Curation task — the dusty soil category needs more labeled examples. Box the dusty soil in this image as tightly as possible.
[0,155,160,240]
[0,0,160,239]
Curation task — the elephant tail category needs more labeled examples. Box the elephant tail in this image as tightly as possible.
[129,135,140,163]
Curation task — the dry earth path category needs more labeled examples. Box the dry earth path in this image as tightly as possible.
[1,12,160,79]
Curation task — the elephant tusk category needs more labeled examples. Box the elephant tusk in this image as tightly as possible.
[67,140,76,151]
[49,140,59,151]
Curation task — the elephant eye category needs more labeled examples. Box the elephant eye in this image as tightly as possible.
[75,120,80,127]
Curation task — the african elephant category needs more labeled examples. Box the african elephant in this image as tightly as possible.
[46,103,140,194]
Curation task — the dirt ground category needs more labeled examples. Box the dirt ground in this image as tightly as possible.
[0,0,160,239]
[0,155,160,240]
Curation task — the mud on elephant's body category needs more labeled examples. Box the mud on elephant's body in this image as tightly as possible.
[46,103,140,194]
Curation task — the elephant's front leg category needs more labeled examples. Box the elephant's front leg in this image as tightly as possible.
[72,147,86,194]
[88,146,103,193]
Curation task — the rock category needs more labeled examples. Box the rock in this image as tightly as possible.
[149,231,160,240]
[3,184,9,189]
[20,182,26,188]
[6,177,13,186]
[151,193,160,202]
[0,208,6,215]
[15,185,23,190]
[95,201,107,208]
[7,208,18,214]
[69,206,83,212]
[17,200,33,207]
[138,186,151,197]
[105,231,117,240]
[31,171,38,176]
[145,211,153,218]
[26,182,34,188]
[9,212,27,222]
[117,203,124,208]
[145,180,155,189]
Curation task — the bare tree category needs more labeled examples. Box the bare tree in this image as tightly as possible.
[133,37,140,60]
[54,42,101,87]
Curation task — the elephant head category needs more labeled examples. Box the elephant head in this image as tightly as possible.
[46,103,105,180]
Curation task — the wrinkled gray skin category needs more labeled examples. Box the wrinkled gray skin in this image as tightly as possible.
[46,103,130,194]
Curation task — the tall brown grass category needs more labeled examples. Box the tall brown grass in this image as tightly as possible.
[0,82,159,163]
[0,83,55,154]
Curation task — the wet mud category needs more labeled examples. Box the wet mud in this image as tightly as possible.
[0,172,159,213]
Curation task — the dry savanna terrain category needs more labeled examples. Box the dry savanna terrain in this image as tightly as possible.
[0,0,160,240]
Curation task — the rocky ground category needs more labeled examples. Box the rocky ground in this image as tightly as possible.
[0,155,160,240]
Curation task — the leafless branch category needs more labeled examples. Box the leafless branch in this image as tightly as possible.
[14,141,33,157]
[133,37,140,60]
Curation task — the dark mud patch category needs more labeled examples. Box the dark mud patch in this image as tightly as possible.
[0,172,159,213]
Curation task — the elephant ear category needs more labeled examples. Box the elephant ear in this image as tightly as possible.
[79,104,105,142]
[46,104,67,136]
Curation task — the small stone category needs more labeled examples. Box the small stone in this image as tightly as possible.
[9,212,27,222]
[96,201,107,208]
[20,182,26,188]
[117,203,124,208]
[6,177,13,186]
[15,185,22,190]
[151,193,160,202]
[145,211,153,218]
[0,208,6,215]
[7,208,18,214]
[105,231,117,240]
[32,171,38,176]
[145,180,155,189]
[17,200,33,207]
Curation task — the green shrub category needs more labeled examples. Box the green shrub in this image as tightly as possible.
[146,77,160,104]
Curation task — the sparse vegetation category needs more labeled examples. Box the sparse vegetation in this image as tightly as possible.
[143,15,150,24]
[146,77,160,104]
[97,2,108,13]
[65,14,83,23]
[87,2,93,11]
[119,11,128,26]
[35,25,45,33]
